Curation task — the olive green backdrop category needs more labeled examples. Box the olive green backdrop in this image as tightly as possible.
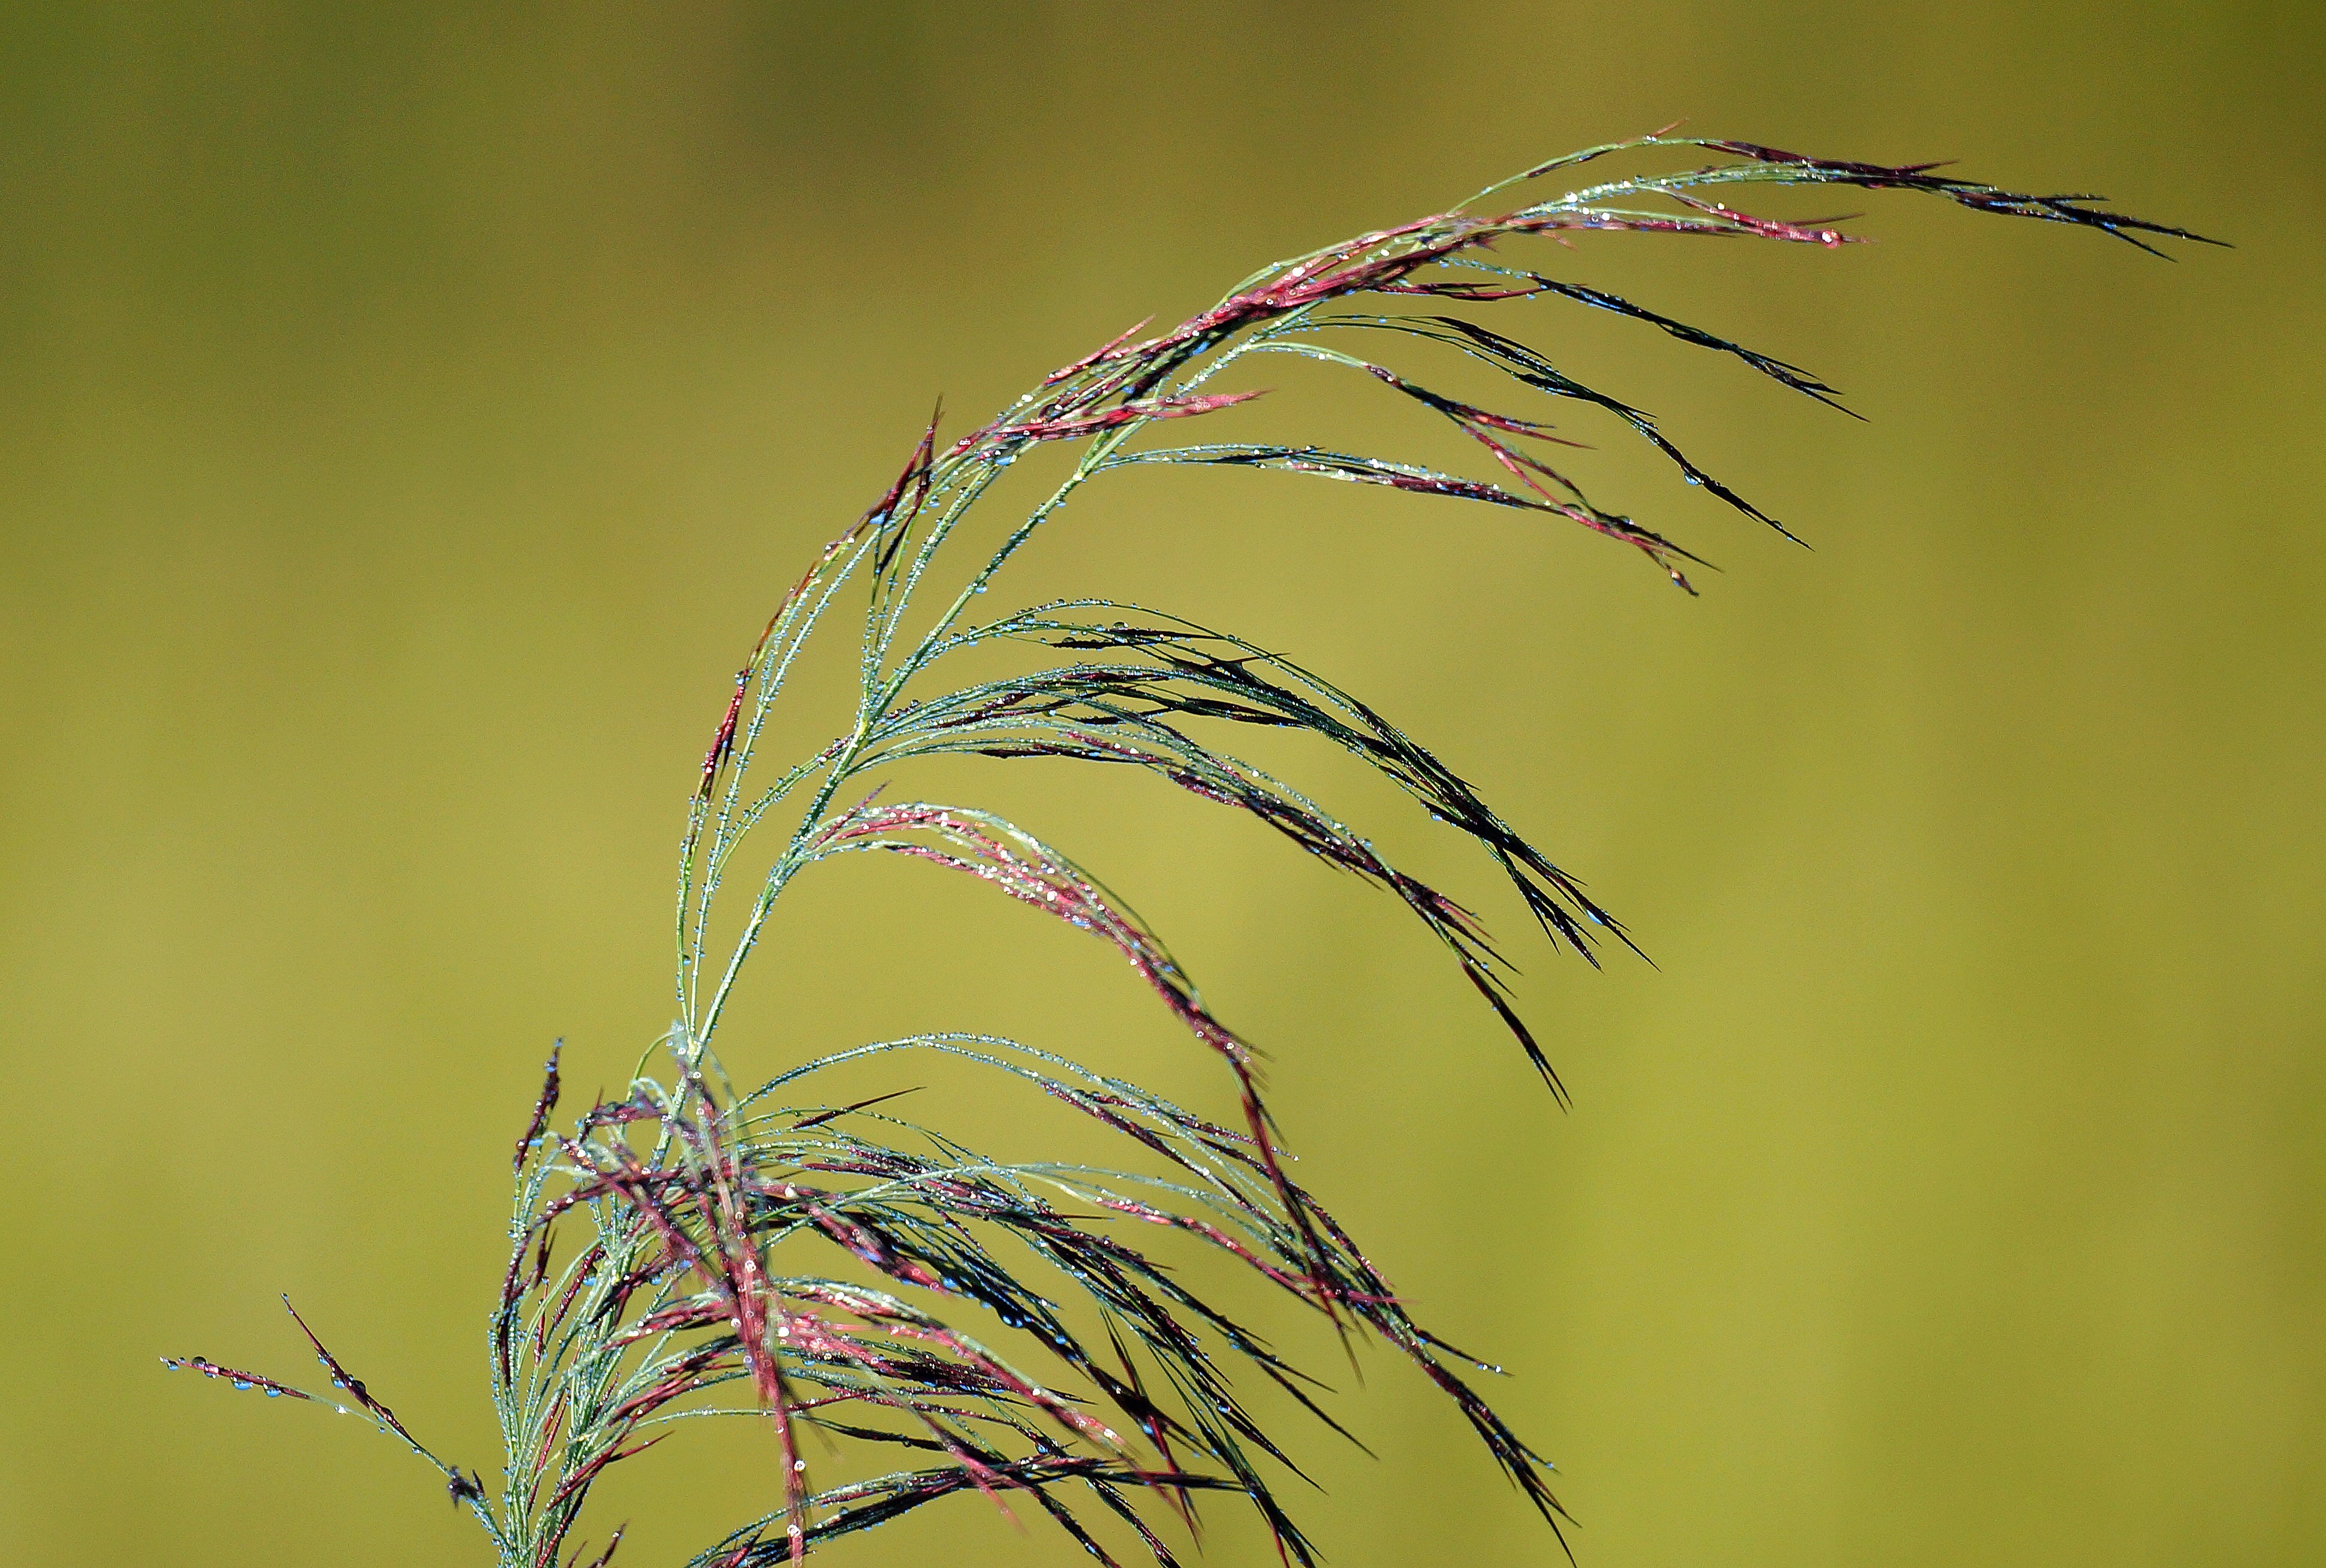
[2,4,2319,1565]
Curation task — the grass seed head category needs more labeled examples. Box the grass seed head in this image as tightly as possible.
[169,136,2209,1566]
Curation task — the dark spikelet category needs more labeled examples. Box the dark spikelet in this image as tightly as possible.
[281,1297,421,1450]
[517,1042,564,1174]
[1696,139,2225,255]
[574,1524,626,1568]
[173,139,2207,1566]
[1382,264,1857,413]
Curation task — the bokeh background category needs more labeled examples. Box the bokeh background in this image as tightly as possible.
[3,4,2321,1565]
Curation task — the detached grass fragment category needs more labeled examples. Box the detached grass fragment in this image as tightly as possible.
[170,136,2211,1567]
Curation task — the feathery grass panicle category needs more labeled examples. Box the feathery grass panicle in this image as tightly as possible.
[171,137,2209,1567]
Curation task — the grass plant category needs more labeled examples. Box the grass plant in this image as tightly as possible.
[168,134,2210,1567]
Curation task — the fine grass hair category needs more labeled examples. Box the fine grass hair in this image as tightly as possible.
[168,134,2211,1567]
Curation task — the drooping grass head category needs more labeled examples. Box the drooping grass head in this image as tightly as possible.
[167,136,2211,1568]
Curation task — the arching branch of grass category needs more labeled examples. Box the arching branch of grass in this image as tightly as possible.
[171,134,2210,1568]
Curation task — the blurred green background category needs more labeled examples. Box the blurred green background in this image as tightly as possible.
[2,4,2320,1565]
